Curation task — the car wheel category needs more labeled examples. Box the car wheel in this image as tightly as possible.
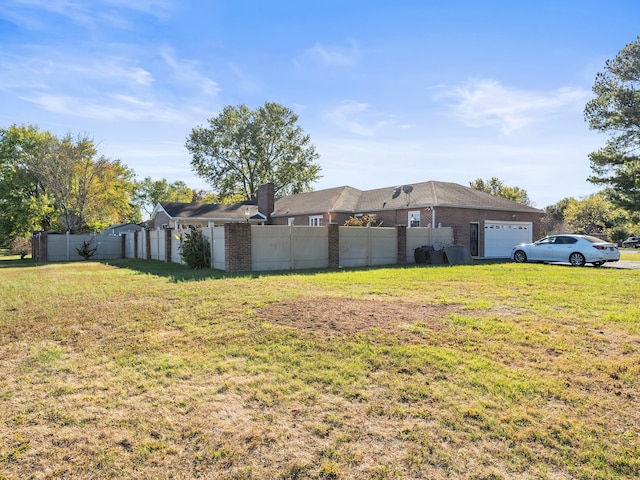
[569,252,586,266]
[513,250,527,263]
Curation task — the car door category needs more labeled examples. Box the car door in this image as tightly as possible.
[552,236,576,261]
[530,236,556,261]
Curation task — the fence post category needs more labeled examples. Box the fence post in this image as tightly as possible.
[328,223,339,268]
[396,225,407,265]
[145,229,151,260]
[165,229,172,262]
[224,222,252,272]
[33,232,48,262]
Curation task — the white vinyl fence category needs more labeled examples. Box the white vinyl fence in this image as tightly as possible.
[45,232,123,262]
[40,225,454,271]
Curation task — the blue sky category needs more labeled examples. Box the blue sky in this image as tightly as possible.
[1,0,638,208]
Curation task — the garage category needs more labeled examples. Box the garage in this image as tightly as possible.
[484,221,532,257]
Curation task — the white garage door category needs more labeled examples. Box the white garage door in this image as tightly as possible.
[484,221,532,257]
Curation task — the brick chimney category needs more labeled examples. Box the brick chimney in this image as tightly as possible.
[257,182,275,224]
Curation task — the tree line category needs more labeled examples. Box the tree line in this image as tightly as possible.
[0,124,211,246]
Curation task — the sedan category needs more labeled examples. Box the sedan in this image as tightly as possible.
[511,234,620,267]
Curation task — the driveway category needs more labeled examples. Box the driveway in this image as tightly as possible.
[603,260,640,270]
[602,249,640,270]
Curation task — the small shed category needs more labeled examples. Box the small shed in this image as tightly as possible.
[101,223,145,236]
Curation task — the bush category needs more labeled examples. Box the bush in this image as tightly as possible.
[9,237,31,259]
[610,226,629,244]
[343,214,382,227]
[75,238,98,260]
[180,230,211,269]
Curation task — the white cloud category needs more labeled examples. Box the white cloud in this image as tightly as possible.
[306,42,359,67]
[436,79,590,134]
[101,0,173,19]
[70,58,155,86]
[161,49,220,96]
[1,0,173,28]
[23,93,188,123]
[325,101,395,136]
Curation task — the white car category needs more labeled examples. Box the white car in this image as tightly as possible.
[511,234,620,267]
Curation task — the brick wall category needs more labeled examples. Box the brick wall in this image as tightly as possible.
[396,225,407,264]
[328,223,339,268]
[225,222,252,272]
[258,182,275,224]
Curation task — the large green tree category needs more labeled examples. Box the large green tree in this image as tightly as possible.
[563,193,628,236]
[0,124,55,246]
[30,133,139,232]
[186,102,322,201]
[540,193,635,239]
[469,177,533,206]
[133,177,195,219]
[0,125,139,240]
[540,197,572,236]
[584,36,640,214]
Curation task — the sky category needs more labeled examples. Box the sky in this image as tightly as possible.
[1,0,639,208]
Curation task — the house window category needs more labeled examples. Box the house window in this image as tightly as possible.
[408,211,421,227]
[309,215,323,227]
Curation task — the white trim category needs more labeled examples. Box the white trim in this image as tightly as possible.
[408,210,421,227]
[309,215,323,227]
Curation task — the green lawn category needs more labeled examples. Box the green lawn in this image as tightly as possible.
[0,258,638,479]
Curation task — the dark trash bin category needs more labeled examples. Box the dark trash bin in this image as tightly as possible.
[414,247,427,264]
[414,245,434,264]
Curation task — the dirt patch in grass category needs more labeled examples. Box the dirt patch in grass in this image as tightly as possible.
[258,298,464,337]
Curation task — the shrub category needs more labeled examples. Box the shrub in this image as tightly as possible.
[610,226,629,244]
[343,214,382,227]
[75,238,98,260]
[9,237,32,259]
[180,230,211,269]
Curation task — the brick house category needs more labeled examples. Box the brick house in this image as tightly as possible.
[151,181,542,258]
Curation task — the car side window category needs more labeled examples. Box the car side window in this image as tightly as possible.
[539,237,555,245]
[557,236,577,245]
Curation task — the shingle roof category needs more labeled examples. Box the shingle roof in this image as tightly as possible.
[272,181,541,217]
[272,186,363,216]
[156,181,542,222]
[356,181,541,213]
[158,201,259,220]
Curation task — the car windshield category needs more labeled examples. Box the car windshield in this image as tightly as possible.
[583,235,608,243]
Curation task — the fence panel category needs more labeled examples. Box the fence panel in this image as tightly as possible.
[369,227,397,266]
[46,233,123,261]
[339,227,370,267]
[291,226,328,269]
[211,227,225,270]
[171,229,184,264]
[124,233,135,258]
[149,230,162,260]
[251,226,293,271]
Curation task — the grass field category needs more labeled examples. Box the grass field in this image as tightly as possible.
[1,255,639,479]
